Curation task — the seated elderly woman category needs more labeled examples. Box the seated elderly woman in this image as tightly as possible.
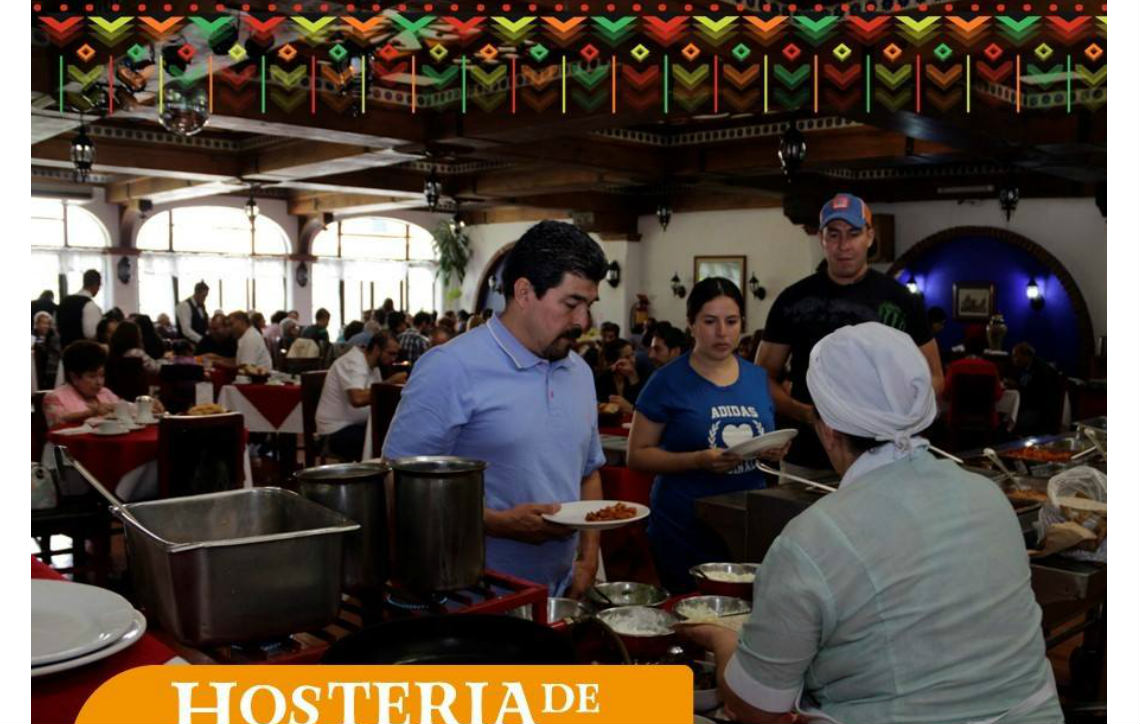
[43,340,122,429]
[680,322,1061,724]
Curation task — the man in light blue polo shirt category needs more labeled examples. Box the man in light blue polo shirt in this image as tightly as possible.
[382,220,609,597]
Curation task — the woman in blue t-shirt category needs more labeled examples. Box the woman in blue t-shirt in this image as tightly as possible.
[628,277,789,593]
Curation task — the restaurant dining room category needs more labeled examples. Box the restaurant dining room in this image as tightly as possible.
[21,0,1119,721]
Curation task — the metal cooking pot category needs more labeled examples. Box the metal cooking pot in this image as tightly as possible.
[295,462,389,596]
[389,456,487,592]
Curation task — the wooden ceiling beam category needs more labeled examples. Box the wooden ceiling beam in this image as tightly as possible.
[242,142,420,182]
[287,191,427,216]
[106,177,246,204]
[31,136,243,180]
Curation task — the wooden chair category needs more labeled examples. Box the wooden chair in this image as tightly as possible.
[368,382,404,460]
[157,412,245,498]
[284,357,323,375]
[300,370,329,468]
[158,363,206,414]
[105,355,148,401]
[32,391,47,462]
[32,445,112,584]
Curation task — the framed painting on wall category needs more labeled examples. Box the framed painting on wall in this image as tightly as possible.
[952,281,995,321]
[694,256,747,292]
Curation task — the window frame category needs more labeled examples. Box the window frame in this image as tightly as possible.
[310,217,438,327]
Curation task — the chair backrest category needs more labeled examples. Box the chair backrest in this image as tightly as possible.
[158,363,205,414]
[284,357,323,375]
[105,356,148,402]
[157,412,245,498]
[369,382,404,460]
[949,372,999,427]
[300,371,328,468]
[32,392,47,462]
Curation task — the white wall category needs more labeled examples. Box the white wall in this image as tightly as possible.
[872,197,1107,339]
[633,209,818,335]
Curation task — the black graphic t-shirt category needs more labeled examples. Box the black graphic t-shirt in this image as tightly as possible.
[763,268,932,468]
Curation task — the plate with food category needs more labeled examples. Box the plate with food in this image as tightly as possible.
[724,428,798,460]
[542,500,650,531]
[183,403,228,416]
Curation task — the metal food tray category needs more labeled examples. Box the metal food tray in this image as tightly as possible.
[119,487,360,647]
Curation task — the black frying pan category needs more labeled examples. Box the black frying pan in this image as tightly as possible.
[321,615,578,665]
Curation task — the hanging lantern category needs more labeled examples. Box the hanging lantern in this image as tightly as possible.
[777,124,807,179]
[245,195,259,224]
[424,171,442,212]
[159,85,210,137]
[70,124,95,183]
[656,201,672,232]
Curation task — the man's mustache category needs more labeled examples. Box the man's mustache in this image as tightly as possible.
[561,326,583,340]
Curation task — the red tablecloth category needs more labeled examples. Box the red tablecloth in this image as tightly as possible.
[47,426,159,486]
[205,365,237,396]
[31,557,178,724]
[232,383,302,429]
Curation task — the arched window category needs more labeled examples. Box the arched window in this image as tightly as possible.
[310,217,437,333]
[30,198,112,309]
[136,206,291,319]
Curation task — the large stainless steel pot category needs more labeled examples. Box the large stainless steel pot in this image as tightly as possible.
[295,462,389,595]
[389,456,487,592]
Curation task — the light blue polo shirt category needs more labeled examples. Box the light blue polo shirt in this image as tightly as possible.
[382,315,606,594]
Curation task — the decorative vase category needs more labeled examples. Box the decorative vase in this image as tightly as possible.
[986,314,1008,351]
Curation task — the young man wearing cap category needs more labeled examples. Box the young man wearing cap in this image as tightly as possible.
[755,193,944,474]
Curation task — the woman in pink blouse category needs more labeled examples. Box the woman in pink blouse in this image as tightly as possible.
[43,340,122,429]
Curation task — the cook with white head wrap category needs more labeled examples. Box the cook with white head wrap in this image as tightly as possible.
[806,322,938,484]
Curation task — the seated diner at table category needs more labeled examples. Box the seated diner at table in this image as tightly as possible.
[315,331,402,461]
[195,312,238,360]
[678,322,1061,724]
[594,337,643,415]
[42,340,163,428]
[230,310,274,371]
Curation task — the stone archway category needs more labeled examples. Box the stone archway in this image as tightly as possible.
[888,225,1096,377]
[473,242,515,313]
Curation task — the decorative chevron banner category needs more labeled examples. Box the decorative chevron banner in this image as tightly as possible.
[35,4,1107,118]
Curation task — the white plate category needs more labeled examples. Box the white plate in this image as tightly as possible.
[32,610,146,678]
[724,428,798,460]
[92,426,130,436]
[31,580,137,667]
[541,500,650,531]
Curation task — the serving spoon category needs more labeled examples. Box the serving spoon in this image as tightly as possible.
[757,463,838,494]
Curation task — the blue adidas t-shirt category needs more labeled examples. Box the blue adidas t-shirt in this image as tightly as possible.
[635,352,776,590]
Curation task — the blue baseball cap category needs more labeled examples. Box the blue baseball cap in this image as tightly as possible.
[819,193,872,230]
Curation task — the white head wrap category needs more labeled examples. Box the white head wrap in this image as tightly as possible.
[806,322,937,452]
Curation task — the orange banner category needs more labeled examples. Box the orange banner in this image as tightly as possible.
[76,666,693,724]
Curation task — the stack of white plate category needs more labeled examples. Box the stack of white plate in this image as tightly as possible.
[31,580,147,678]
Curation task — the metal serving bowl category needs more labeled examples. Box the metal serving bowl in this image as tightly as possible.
[588,582,669,609]
[689,562,759,600]
[674,595,752,621]
[548,597,593,624]
[595,606,681,660]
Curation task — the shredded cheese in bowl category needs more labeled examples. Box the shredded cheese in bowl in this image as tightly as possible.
[597,606,679,637]
[703,570,755,583]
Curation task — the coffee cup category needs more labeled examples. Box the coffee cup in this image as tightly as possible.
[97,419,125,434]
[136,396,155,423]
[114,401,133,422]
